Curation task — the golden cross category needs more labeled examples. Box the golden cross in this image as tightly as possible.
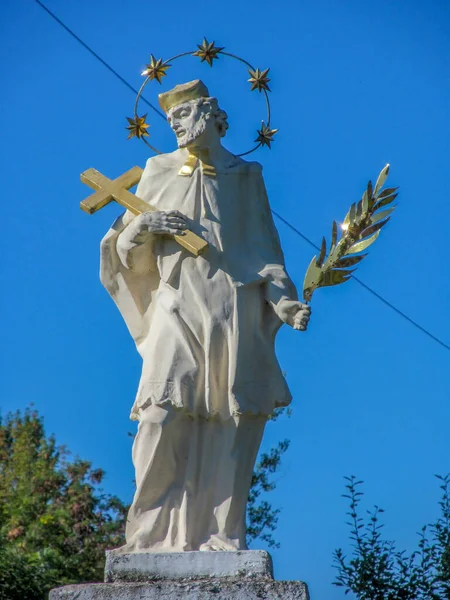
[80,167,208,256]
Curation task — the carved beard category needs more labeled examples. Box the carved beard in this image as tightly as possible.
[176,114,208,148]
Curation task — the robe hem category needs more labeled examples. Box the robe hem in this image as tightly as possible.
[129,395,292,422]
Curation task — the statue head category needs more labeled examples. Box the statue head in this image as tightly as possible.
[159,80,228,150]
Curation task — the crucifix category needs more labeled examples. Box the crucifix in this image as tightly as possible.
[80,166,208,256]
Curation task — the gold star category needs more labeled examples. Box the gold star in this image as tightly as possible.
[142,55,170,84]
[126,114,150,140]
[255,122,278,148]
[248,68,271,92]
[193,38,224,67]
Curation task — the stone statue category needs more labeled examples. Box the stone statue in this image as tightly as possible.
[99,79,311,554]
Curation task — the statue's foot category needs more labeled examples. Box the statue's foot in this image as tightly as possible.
[199,535,243,552]
[110,535,190,554]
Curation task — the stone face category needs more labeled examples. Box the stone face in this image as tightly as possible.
[105,550,273,583]
[49,579,310,600]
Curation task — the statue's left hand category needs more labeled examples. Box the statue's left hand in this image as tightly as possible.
[277,301,311,332]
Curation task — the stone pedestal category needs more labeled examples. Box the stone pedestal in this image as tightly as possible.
[105,550,274,582]
[49,551,310,600]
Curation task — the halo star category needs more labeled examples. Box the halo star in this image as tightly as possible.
[255,122,278,148]
[248,68,271,92]
[193,38,224,67]
[132,40,274,156]
[126,114,150,140]
[142,55,170,84]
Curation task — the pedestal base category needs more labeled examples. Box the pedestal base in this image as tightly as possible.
[49,550,310,600]
[49,579,310,600]
[105,550,273,582]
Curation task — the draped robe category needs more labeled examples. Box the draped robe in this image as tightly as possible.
[100,147,298,551]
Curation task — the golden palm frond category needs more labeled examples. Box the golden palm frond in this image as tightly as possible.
[303,164,398,302]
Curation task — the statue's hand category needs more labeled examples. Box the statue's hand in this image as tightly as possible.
[117,210,188,265]
[132,210,188,237]
[277,300,311,332]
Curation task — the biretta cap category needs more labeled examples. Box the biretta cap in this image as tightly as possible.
[158,79,210,114]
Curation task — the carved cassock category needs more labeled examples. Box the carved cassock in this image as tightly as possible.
[100,84,298,553]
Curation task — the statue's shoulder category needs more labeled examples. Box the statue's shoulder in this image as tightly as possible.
[144,149,186,175]
[223,152,263,175]
[141,148,263,176]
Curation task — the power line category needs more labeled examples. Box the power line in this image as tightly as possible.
[35,0,450,354]
[349,278,450,352]
[34,0,166,121]
[272,210,319,252]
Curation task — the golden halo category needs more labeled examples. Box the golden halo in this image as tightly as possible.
[125,38,277,157]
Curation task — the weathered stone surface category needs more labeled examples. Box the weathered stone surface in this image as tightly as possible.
[50,578,310,600]
[105,550,273,582]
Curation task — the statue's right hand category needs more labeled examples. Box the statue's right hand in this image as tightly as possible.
[133,210,188,236]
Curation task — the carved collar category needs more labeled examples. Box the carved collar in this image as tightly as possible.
[178,148,242,178]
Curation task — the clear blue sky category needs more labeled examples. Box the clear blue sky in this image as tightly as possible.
[1,0,450,598]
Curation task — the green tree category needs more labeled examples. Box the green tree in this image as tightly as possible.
[0,407,127,599]
[333,475,450,599]
[246,406,291,549]
[247,439,290,548]
[0,405,289,598]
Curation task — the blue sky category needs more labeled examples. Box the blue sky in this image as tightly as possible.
[1,0,450,597]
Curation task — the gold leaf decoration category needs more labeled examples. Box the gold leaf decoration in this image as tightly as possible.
[331,220,338,250]
[334,255,367,268]
[374,163,390,195]
[356,199,363,224]
[349,203,356,227]
[362,189,369,214]
[248,68,271,92]
[255,122,278,148]
[359,219,390,239]
[126,114,150,140]
[302,164,398,302]
[347,230,381,254]
[322,269,354,286]
[377,186,398,199]
[317,237,327,267]
[370,207,395,225]
[374,191,398,210]
[193,38,224,67]
[142,55,170,84]
[303,255,322,298]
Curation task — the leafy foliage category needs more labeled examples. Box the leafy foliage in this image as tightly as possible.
[247,439,290,548]
[0,544,54,600]
[0,405,289,598]
[333,475,450,599]
[0,407,127,599]
[247,407,291,548]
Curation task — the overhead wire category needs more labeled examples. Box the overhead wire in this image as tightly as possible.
[34,0,450,354]
[34,0,166,121]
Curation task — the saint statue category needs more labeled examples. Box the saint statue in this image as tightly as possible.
[100,79,311,553]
